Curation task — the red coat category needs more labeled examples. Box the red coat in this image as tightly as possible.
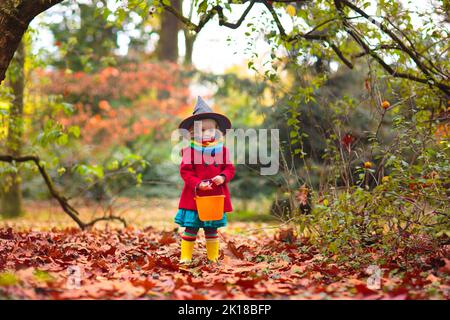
[178,145,235,212]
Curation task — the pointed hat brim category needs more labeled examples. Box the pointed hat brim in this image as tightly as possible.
[178,112,232,134]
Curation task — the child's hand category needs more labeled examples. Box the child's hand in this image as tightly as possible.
[198,180,213,190]
[211,175,225,186]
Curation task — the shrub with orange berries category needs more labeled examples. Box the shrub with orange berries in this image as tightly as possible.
[381,100,390,110]
[364,161,373,169]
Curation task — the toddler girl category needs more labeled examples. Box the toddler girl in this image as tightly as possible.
[175,96,235,264]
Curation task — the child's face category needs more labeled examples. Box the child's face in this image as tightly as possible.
[190,119,221,141]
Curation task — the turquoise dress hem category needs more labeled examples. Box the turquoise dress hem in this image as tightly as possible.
[175,208,227,228]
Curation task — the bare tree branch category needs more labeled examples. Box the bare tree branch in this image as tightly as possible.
[334,0,449,95]
[329,43,353,69]
[0,154,127,230]
[336,0,435,79]
[160,0,449,96]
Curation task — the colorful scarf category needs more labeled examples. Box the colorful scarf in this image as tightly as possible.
[190,138,223,156]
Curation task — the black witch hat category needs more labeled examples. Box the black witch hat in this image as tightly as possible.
[178,96,231,134]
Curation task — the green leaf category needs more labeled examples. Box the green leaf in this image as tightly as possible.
[198,0,208,13]
[0,272,18,286]
[68,126,80,138]
[57,133,68,145]
[57,167,66,176]
[328,241,338,254]
[106,160,120,171]
[61,102,74,115]
[287,118,298,126]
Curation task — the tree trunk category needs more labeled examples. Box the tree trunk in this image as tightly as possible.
[156,0,181,62]
[0,0,64,84]
[183,30,196,66]
[1,40,25,217]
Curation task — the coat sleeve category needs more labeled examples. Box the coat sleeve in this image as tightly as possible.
[220,147,235,183]
[180,148,202,189]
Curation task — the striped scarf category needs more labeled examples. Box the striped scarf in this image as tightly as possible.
[190,138,223,156]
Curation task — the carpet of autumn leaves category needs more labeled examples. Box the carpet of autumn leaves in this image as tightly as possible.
[0,224,448,300]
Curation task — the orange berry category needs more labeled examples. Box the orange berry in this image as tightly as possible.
[381,101,390,110]
[364,161,373,169]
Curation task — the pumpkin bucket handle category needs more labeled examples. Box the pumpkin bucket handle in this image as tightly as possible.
[194,180,225,221]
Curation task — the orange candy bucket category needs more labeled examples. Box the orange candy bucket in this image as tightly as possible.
[195,181,225,221]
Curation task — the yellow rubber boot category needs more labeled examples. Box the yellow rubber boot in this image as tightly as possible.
[206,239,220,262]
[180,239,195,264]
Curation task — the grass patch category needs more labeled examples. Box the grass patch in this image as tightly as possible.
[227,210,278,222]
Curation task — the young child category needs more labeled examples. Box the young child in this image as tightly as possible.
[175,96,235,264]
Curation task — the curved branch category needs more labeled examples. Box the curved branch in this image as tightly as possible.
[329,43,353,69]
[161,0,258,32]
[0,154,127,230]
[0,0,65,83]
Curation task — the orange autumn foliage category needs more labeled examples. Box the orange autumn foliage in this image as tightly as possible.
[435,123,450,139]
[0,226,447,300]
[433,106,450,140]
[36,62,192,151]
